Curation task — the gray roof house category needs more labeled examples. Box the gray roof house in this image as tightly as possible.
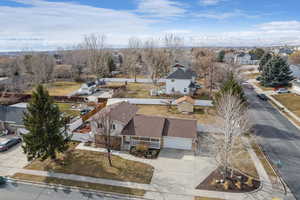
[165,64,197,95]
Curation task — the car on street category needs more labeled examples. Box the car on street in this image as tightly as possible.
[257,93,268,101]
[0,138,22,152]
[276,88,290,94]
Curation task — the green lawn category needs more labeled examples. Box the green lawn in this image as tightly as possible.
[25,145,154,184]
[12,173,145,196]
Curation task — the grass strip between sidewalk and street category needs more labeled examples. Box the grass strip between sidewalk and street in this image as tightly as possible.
[194,197,224,200]
[11,173,146,197]
[251,142,278,184]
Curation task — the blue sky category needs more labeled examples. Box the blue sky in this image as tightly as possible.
[0,0,300,51]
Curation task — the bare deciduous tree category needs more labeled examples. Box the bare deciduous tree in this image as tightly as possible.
[215,91,250,178]
[92,113,113,167]
[82,34,111,78]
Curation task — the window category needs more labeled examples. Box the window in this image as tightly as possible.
[184,88,187,92]
[172,88,175,92]
[97,123,103,129]
[171,79,175,82]
[111,124,116,130]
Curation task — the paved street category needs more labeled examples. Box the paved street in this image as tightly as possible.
[0,181,145,200]
[245,88,300,199]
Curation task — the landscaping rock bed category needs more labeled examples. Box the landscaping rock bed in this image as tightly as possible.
[196,168,260,193]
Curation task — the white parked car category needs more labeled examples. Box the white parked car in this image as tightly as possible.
[276,88,290,94]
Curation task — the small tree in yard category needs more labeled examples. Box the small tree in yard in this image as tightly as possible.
[260,55,293,87]
[215,73,246,103]
[22,85,70,161]
[215,91,249,179]
[92,113,113,167]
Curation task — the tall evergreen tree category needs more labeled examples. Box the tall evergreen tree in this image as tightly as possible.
[22,85,70,161]
[215,73,246,103]
[260,56,293,87]
[258,52,272,72]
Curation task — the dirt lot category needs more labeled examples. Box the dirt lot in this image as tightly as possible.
[272,93,300,118]
[137,105,217,124]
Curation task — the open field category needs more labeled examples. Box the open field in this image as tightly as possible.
[26,81,82,96]
[272,93,300,118]
[11,173,145,196]
[24,143,154,184]
[137,105,217,124]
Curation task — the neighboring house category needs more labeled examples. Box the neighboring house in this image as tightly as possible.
[234,53,259,65]
[292,80,300,95]
[77,81,97,95]
[175,96,195,114]
[224,52,235,64]
[165,64,197,95]
[91,102,197,151]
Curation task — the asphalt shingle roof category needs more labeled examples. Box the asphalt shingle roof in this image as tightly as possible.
[166,68,197,80]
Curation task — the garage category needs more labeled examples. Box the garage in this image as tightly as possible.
[163,136,193,150]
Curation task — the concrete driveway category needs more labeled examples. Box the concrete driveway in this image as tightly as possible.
[0,136,28,176]
[147,149,216,194]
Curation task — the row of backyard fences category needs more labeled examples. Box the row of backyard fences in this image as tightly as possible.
[107,98,213,107]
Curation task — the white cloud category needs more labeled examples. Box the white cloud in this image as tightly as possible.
[195,10,259,20]
[257,21,300,31]
[199,0,224,6]
[0,0,155,51]
[136,0,186,17]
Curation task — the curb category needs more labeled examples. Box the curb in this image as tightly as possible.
[6,177,152,200]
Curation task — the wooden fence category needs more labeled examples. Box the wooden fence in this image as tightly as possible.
[82,101,107,121]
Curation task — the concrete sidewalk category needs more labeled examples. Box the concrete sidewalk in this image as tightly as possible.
[13,139,296,200]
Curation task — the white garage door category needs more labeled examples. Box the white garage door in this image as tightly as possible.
[163,137,192,150]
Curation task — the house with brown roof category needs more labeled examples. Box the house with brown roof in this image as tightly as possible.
[175,96,195,114]
[91,102,198,151]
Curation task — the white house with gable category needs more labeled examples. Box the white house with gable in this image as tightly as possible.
[165,64,197,95]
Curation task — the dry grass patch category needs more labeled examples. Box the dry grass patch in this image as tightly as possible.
[272,93,300,118]
[56,103,80,118]
[137,105,217,124]
[25,145,154,184]
[195,197,224,200]
[251,142,278,184]
[245,73,260,80]
[11,173,145,196]
[254,82,274,91]
[230,137,259,179]
[26,81,82,96]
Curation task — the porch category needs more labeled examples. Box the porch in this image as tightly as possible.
[122,135,161,150]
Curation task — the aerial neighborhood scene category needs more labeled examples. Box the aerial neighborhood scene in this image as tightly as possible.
[1,0,300,200]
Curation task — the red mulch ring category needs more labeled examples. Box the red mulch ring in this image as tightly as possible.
[196,168,260,193]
